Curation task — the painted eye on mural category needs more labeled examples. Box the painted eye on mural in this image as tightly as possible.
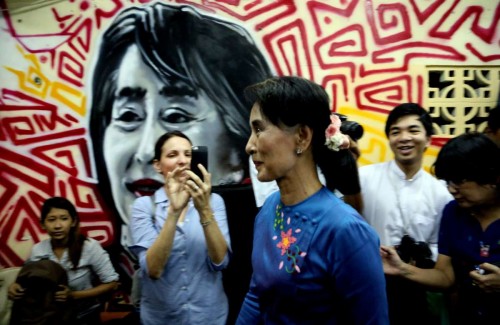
[115,109,144,123]
[159,107,196,124]
[111,105,145,131]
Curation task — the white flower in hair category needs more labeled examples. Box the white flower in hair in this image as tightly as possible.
[324,114,350,151]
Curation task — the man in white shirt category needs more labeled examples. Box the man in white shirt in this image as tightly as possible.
[359,103,452,325]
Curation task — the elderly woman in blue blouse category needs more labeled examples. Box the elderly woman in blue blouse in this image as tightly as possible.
[8,197,119,324]
[236,76,389,324]
[129,131,231,325]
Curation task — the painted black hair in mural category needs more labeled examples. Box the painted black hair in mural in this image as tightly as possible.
[89,3,272,213]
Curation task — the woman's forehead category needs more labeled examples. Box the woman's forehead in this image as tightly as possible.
[162,136,191,151]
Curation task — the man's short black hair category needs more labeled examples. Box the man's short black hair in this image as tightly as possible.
[385,103,433,137]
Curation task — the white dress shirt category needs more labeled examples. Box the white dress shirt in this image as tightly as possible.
[359,160,452,259]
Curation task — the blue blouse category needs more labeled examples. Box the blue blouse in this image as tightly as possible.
[438,200,500,322]
[237,187,389,324]
[129,188,231,325]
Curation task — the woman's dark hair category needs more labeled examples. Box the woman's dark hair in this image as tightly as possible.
[89,3,272,213]
[244,76,360,195]
[385,103,433,137]
[433,132,500,186]
[154,131,192,161]
[41,197,86,270]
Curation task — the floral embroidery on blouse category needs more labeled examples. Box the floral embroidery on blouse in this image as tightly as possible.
[273,203,307,273]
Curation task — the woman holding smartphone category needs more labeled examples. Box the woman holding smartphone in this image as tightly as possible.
[128,130,231,325]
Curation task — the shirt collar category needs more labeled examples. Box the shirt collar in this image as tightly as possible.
[389,160,423,181]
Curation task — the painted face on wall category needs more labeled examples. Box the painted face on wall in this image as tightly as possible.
[388,114,430,168]
[246,103,298,182]
[103,44,241,224]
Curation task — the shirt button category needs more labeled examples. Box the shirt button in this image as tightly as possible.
[181,268,186,272]
[182,286,187,290]
[182,304,188,309]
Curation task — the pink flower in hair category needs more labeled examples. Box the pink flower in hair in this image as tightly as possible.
[325,114,350,151]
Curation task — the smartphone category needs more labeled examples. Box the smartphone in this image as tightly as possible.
[191,146,208,180]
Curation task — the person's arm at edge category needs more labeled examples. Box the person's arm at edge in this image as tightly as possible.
[204,194,230,269]
[381,246,455,289]
[145,205,178,279]
[66,281,119,300]
[335,222,389,324]
[235,277,261,325]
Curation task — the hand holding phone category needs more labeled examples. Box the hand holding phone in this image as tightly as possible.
[191,146,208,180]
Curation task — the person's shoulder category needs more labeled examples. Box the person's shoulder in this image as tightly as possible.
[421,171,453,197]
[359,162,389,188]
[31,239,50,251]
[136,194,154,203]
[263,190,281,205]
[210,192,226,207]
[28,239,53,261]
[320,195,363,225]
[256,190,281,214]
[132,194,156,209]
[211,192,223,201]
[359,161,387,175]
[321,202,377,239]
[442,200,458,215]
[83,237,105,251]
[440,200,462,224]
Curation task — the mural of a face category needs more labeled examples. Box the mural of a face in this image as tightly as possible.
[89,3,272,232]
[103,44,235,223]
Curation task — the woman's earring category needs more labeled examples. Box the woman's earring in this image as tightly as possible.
[296,147,303,155]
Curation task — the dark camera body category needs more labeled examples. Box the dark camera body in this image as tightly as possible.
[396,235,435,269]
[191,146,208,180]
[340,121,364,141]
[334,113,364,141]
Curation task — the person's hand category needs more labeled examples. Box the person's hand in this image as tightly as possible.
[7,282,24,300]
[380,245,405,276]
[469,263,500,293]
[185,164,212,214]
[54,284,72,302]
[164,166,190,216]
[347,135,360,160]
